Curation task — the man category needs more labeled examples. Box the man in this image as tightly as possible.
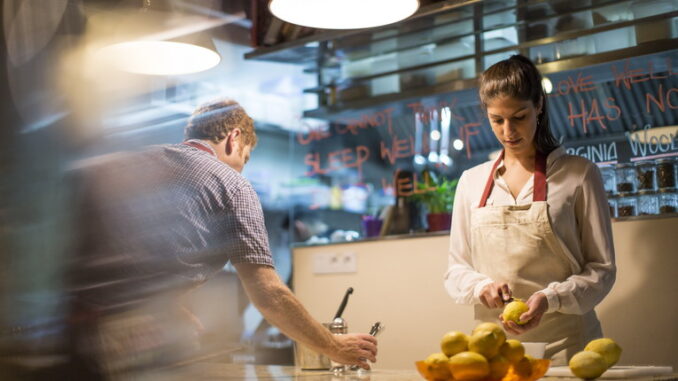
[68,99,376,377]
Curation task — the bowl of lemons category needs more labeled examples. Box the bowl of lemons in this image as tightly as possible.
[415,322,550,381]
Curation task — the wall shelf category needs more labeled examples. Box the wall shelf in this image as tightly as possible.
[246,0,678,117]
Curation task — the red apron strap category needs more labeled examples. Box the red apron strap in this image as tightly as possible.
[183,141,215,156]
[533,151,548,202]
[478,151,505,208]
[478,150,548,207]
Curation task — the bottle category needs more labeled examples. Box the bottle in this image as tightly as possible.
[600,165,617,196]
[615,163,637,193]
[656,158,676,190]
[658,190,677,215]
[635,161,657,192]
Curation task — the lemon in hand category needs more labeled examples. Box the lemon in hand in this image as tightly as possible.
[585,338,622,368]
[569,350,608,379]
[502,299,529,325]
[441,331,469,357]
[449,351,490,381]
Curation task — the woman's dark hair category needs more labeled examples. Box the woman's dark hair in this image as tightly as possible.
[479,54,560,155]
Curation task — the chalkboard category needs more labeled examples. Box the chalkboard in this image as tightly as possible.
[293,49,678,213]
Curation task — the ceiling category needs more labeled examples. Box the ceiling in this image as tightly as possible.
[2,0,315,139]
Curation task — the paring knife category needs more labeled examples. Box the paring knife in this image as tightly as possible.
[369,321,383,337]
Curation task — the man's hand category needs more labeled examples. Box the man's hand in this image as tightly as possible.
[234,263,379,369]
[479,282,512,309]
[330,333,378,370]
[500,292,548,334]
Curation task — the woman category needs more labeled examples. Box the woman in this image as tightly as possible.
[444,55,615,364]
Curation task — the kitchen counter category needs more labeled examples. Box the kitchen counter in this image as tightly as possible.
[146,363,423,380]
[145,363,678,380]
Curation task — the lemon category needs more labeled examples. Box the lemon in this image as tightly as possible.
[449,351,490,381]
[569,351,608,379]
[468,330,502,358]
[472,322,507,346]
[424,352,449,365]
[514,355,533,378]
[441,331,469,357]
[424,352,451,380]
[502,299,529,325]
[500,339,525,363]
[488,355,510,380]
[585,338,622,368]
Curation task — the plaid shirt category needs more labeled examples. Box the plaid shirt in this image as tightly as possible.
[72,139,273,307]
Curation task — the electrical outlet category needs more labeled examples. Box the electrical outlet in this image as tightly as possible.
[313,252,357,274]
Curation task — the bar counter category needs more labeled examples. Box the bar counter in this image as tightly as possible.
[152,363,422,380]
[148,363,678,380]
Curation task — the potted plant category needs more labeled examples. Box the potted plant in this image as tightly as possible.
[412,175,458,232]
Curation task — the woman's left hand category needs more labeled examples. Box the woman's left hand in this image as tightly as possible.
[501,292,548,335]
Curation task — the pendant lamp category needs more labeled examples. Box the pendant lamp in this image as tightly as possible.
[96,35,221,76]
[269,0,419,29]
[92,0,221,76]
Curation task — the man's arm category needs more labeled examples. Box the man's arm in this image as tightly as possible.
[233,263,377,369]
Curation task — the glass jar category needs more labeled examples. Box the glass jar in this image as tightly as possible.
[637,190,658,216]
[607,196,617,218]
[616,193,637,217]
[329,318,347,374]
[656,158,676,190]
[615,163,636,193]
[658,190,677,215]
[635,161,656,191]
[600,165,616,195]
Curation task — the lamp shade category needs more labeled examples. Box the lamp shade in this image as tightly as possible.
[89,2,222,76]
[96,39,220,76]
[269,0,419,29]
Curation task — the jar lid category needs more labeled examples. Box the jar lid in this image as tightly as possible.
[655,158,677,164]
[634,161,655,167]
[637,190,657,196]
[616,163,634,169]
[617,192,637,198]
[658,188,677,194]
[329,317,347,331]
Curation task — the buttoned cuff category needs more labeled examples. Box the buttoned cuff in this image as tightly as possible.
[539,287,560,313]
[472,278,495,303]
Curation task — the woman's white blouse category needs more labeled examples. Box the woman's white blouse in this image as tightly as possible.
[444,147,616,315]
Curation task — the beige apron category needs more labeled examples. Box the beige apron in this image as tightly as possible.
[470,151,601,365]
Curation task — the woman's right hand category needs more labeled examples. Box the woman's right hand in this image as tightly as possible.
[479,282,512,309]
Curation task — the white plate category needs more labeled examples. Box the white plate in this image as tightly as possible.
[546,365,674,378]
